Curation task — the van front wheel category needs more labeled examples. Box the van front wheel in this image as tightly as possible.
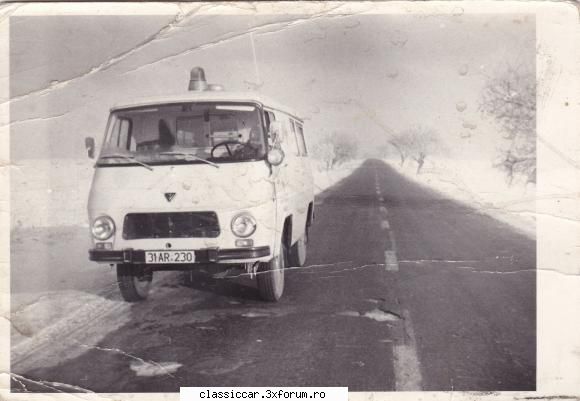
[257,242,286,302]
[117,264,152,302]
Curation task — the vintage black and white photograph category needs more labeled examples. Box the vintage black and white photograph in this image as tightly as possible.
[1,2,579,398]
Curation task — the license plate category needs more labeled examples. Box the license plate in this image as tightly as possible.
[145,250,195,264]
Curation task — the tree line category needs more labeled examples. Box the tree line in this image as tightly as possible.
[311,64,535,185]
[312,126,441,175]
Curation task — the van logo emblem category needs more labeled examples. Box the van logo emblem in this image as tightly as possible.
[164,193,176,202]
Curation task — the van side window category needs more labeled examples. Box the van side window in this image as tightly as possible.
[295,123,307,156]
[278,116,298,156]
[289,120,300,156]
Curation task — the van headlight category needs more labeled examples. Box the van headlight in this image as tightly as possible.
[92,215,116,240]
[231,213,257,238]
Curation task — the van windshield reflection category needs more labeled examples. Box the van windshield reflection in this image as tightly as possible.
[97,102,266,166]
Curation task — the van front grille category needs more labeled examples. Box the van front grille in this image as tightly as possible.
[123,212,220,239]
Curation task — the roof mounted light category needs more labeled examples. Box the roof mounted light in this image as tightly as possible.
[189,67,207,91]
[188,67,224,91]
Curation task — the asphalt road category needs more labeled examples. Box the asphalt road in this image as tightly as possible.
[12,159,536,392]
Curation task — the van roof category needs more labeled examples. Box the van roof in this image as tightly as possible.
[111,91,302,122]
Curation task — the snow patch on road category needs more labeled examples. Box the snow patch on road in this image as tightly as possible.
[241,311,272,318]
[239,308,291,319]
[364,308,401,322]
[130,361,182,377]
[338,308,401,322]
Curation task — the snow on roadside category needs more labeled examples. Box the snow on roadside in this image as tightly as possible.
[11,158,93,229]
[384,157,536,238]
[11,291,120,345]
[11,291,131,372]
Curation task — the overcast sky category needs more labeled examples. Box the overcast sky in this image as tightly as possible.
[9,13,535,160]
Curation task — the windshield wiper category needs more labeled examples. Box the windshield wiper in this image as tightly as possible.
[160,152,220,169]
[100,154,153,171]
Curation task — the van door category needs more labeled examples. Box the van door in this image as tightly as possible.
[277,112,308,245]
[265,110,298,245]
[291,119,313,240]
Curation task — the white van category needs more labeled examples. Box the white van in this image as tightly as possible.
[86,68,314,302]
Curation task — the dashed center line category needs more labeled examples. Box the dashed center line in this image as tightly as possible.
[393,310,423,390]
[384,250,399,271]
[375,178,397,270]
[387,229,397,252]
[375,174,422,391]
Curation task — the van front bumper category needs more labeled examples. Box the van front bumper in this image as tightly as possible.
[89,246,270,264]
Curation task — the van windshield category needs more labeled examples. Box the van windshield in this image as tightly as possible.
[97,102,266,167]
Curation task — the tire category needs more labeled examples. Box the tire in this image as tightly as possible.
[288,224,308,267]
[117,264,153,302]
[257,241,286,302]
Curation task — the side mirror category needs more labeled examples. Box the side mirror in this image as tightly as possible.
[85,137,95,159]
[267,148,285,166]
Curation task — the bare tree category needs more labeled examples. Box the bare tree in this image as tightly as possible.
[312,131,358,170]
[391,126,441,174]
[389,133,412,167]
[331,131,359,167]
[311,137,335,170]
[480,66,536,185]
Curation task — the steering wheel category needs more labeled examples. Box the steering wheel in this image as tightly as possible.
[211,140,245,158]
